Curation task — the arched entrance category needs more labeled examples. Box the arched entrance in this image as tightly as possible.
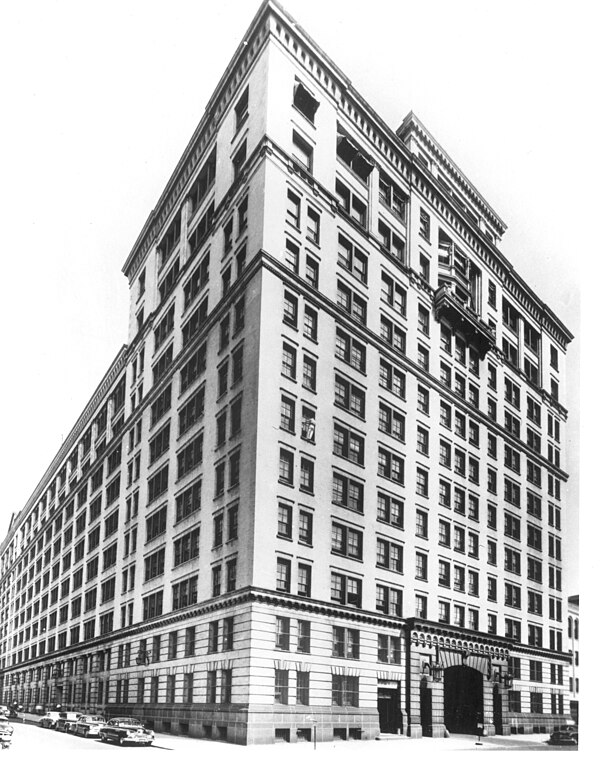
[493,684,503,734]
[444,665,483,734]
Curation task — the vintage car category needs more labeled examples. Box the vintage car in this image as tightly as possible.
[73,715,106,738]
[39,711,63,729]
[549,725,578,746]
[99,717,154,746]
[54,712,84,732]
[0,716,14,749]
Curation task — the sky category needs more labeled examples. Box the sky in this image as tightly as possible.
[0,0,595,598]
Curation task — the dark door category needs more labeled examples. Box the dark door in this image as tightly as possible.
[377,687,400,733]
[420,680,432,736]
[443,665,483,734]
[493,685,503,734]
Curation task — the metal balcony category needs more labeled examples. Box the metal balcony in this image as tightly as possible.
[433,284,495,358]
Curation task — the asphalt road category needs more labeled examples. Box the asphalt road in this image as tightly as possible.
[1,720,577,767]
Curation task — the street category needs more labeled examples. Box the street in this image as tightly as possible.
[0,720,577,768]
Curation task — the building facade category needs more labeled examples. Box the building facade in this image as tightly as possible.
[567,595,579,722]
[0,0,573,745]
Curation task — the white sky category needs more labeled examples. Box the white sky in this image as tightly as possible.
[0,0,595,598]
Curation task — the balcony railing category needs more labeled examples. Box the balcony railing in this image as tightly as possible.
[434,284,495,357]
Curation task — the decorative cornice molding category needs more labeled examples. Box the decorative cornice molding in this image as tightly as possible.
[397,111,507,237]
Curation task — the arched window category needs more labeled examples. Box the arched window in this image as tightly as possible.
[568,617,572,637]
[574,618,579,640]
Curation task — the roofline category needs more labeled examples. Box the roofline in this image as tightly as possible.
[397,110,508,233]
[120,0,573,347]
[1,345,128,547]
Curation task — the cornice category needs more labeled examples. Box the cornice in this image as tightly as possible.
[1,586,408,677]
[121,5,273,281]
[120,0,572,350]
[407,618,512,666]
[397,111,507,237]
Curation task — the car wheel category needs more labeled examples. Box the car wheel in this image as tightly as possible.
[100,733,106,742]
[119,736,126,746]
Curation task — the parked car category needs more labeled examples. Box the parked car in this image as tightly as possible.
[549,725,578,746]
[50,712,84,731]
[0,716,14,749]
[73,715,106,738]
[99,718,154,746]
[39,711,63,729]
[56,715,83,733]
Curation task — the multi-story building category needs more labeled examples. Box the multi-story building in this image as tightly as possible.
[567,595,579,722]
[0,0,573,745]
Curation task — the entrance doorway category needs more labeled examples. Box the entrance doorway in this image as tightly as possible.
[377,687,401,733]
[443,665,483,734]
[420,679,432,735]
[493,684,503,734]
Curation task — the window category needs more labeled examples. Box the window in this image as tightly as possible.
[283,291,298,327]
[332,626,360,659]
[417,385,429,414]
[377,446,405,484]
[144,548,165,582]
[293,80,319,121]
[379,171,407,220]
[416,467,428,497]
[337,234,368,282]
[415,552,428,580]
[177,433,203,479]
[337,281,367,324]
[287,189,301,228]
[180,343,206,394]
[173,528,200,566]
[331,674,359,707]
[335,374,366,417]
[504,546,521,575]
[299,458,314,493]
[302,355,317,391]
[438,560,450,587]
[305,256,319,288]
[304,305,318,341]
[175,479,202,522]
[281,343,297,379]
[378,220,405,262]
[377,538,403,572]
[296,562,311,596]
[234,85,248,130]
[336,131,374,182]
[172,577,198,611]
[336,179,367,226]
[279,449,294,485]
[335,328,366,373]
[307,207,320,244]
[275,616,290,650]
[292,130,313,173]
[332,525,366,566]
[232,140,247,179]
[330,572,362,607]
[379,359,407,400]
[276,558,291,593]
[377,492,404,528]
[419,209,431,240]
